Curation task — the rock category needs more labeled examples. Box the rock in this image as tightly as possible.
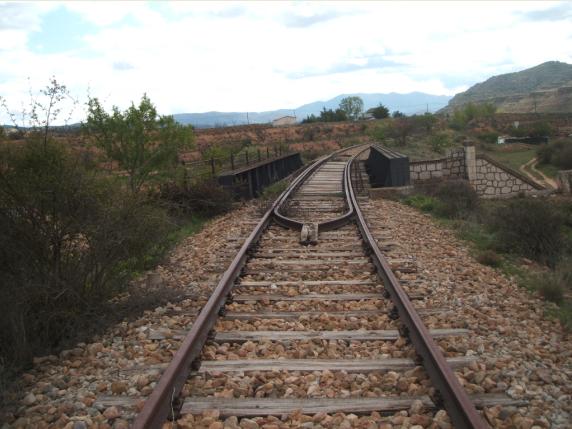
[22,373,35,384]
[22,392,36,405]
[409,399,425,415]
[88,342,104,355]
[499,406,518,420]
[209,423,224,429]
[536,369,552,383]
[113,419,129,429]
[73,422,88,429]
[224,416,240,429]
[103,406,120,420]
[434,410,449,422]
[136,375,150,389]
[239,418,259,429]
[110,381,127,395]
[410,414,432,426]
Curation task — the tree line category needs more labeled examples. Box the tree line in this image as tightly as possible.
[301,96,405,124]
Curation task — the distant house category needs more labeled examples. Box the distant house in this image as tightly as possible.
[272,116,296,127]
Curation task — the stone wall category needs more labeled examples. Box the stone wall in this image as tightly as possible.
[409,148,466,183]
[409,146,544,198]
[473,154,543,198]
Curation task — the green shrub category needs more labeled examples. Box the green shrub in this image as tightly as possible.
[527,121,553,138]
[368,122,388,142]
[537,142,556,165]
[158,178,233,218]
[491,198,563,265]
[429,132,452,154]
[476,250,502,267]
[434,180,479,219]
[260,179,288,200]
[555,302,572,331]
[537,139,572,169]
[534,273,565,304]
[476,132,498,144]
[0,141,171,369]
[555,144,572,170]
[404,194,438,212]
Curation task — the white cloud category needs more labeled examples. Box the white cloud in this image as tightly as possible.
[0,1,571,124]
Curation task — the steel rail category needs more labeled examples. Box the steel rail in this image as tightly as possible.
[132,153,343,429]
[346,147,487,429]
[273,146,362,232]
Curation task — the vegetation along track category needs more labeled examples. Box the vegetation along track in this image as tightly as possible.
[110,145,523,428]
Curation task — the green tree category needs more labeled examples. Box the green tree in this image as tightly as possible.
[84,94,193,193]
[302,107,348,124]
[448,108,467,130]
[386,118,414,145]
[367,103,390,119]
[417,112,437,133]
[527,121,553,137]
[339,96,364,121]
[392,110,405,118]
[429,132,452,154]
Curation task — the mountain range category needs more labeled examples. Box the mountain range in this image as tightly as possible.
[173,92,452,128]
[443,61,572,113]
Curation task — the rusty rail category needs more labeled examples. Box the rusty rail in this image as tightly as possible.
[132,153,338,428]
[273,146,363,232]
[134,145,486,428]
[346,148,487,429]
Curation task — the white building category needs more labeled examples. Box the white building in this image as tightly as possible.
[272,116,296,127]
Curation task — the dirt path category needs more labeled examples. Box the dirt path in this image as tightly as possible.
[519,157,559,189]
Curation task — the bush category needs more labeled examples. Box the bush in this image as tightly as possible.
[527,121,553,138]
[0,141,171,370]
[369,122,388,142]
[491,198,563,265]
[434,180,479,219]
[404,194,438,213]
[476,131,498,144]
[429,132,452,154]
[537,140,572,169]
[534,273,565,304]
[158,178,233,218]
[555,144,572,170]
[476,250,502,267]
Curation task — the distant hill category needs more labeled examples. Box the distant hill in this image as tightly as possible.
[443,61,572,113]
[173,92,451,128]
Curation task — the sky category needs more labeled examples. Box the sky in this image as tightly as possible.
[1,0,572,124]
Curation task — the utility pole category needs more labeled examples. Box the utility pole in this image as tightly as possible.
[246,112,250,124]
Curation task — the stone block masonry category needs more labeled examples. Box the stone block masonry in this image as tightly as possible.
[473,154,544,198]
[409,147,466,183]
[409,146,544,198]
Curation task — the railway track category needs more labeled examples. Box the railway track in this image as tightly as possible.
[100,146,523,428]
